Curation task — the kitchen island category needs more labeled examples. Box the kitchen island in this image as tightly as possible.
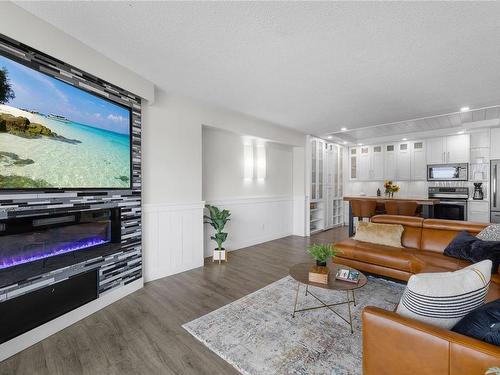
[343,196,441,236]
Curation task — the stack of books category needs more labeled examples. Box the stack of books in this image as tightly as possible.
[336,268,360,284]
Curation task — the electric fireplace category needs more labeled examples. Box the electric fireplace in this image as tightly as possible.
[0,208,121,272]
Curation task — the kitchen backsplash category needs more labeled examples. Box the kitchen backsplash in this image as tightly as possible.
[345,180,487,200]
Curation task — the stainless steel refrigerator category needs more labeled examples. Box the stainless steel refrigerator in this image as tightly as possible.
[491,160,500,223]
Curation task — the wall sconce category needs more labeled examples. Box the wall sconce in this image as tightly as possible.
[256,143,266,181]
[243,142,254,181]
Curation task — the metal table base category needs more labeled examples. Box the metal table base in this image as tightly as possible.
[291,282,357,334]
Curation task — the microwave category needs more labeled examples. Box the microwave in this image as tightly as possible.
[427,163,468,181]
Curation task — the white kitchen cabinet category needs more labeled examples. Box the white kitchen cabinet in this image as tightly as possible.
[371,145,384,180]
[426,135,469,164]
[426,137,445,164]
[468,201,490,223]
[471,131,490,149]
[349,148,358,180]
[396,142,411,180]
[310,139,344,234]
[411,141,426,180]
[358,146,371,180]
[491,128,500,160]
[384,144,397,180]
[446,134,469,163]
[310,138,325,200]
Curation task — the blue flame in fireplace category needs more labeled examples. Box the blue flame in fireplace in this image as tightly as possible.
[0,237,108,270]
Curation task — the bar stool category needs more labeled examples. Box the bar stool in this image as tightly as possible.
[397,201,418,216]
[360,200,377,221]
[384,201,399,215]
[384,201,418,216]
[351,200,362,220]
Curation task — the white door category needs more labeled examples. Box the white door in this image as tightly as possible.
[411,141,427,180]
[358,146,370,180]
[384,144,397,180]
[371,145,384,180]
[491,128,500,160]
[397,142,411,180]
[446,134,469,163]
[426,137,445,164]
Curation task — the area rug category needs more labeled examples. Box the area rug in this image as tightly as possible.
[183,275,405,375]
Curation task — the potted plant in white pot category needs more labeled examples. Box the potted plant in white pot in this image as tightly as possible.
[204,204,231,263]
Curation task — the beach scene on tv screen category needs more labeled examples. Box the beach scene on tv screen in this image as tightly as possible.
[0,54,131,189]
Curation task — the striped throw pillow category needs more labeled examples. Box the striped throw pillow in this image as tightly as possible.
[396,260,492,329]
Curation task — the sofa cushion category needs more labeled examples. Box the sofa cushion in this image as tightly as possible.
[410,249,471,274]
[354,221,404,248]
[396,260,492,329]
[336,240,413,272]
[452,299,500,346]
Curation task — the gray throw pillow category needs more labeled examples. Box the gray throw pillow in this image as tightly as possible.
[477,225,500,241]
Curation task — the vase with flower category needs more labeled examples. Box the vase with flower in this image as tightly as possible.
[383,180,400,198]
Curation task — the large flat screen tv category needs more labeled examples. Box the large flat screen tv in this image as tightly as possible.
[0,52,132,190]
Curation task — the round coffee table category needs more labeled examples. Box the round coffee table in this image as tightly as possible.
[289,262,368,333]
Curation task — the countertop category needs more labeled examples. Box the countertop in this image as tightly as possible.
[343,196,441,205]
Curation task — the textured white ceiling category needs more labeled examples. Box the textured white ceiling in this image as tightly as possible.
[14,1,500,136]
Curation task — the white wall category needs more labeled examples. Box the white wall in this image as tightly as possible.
[142,91,306,276]
[202,127,293,200]
[202,127,296,256]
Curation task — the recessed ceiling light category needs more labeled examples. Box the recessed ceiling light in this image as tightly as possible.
[402,138,408,141]
[343,141,347,144]
[327,136,332,139]
[460,106,470,112]
[341,127,347,131]
[458,130,465,134]
[357,143,363,146]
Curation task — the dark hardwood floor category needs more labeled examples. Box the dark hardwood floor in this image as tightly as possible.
[0,227,348,375]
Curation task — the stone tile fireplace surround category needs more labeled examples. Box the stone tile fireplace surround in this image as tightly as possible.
[0,33,142,356]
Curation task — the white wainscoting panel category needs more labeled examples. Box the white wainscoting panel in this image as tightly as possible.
[204,196,294,257]
[143,202,205,282]
[293,195,307,236]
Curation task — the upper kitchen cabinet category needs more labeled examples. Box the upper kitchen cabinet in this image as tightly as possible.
[349,147,358,180]
[358,146,371,180]
[411,141,427,180]
[426,137,445,164]
[426,134,469,164]
[491,128,500,160]
[396,142,411,180]
[446,134,469,163]
[371,145,384,180]
[384,144,397,180]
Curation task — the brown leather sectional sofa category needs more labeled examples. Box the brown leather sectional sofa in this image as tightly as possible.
[335,215,500,300]
[333,215,500,375]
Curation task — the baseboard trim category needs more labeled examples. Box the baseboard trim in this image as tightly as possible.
[207,232,293,256]
[0,278,144,361]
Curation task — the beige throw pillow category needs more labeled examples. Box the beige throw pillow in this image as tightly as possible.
[353,221,404,248]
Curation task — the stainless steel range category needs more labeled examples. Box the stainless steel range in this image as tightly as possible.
[428,187,469,221]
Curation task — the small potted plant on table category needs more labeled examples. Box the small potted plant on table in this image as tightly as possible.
[307,243,341,284]
[204,204,231,263]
